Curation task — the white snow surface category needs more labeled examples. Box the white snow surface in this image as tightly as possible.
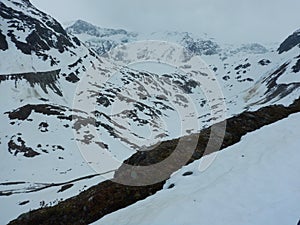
[93,113,300,225]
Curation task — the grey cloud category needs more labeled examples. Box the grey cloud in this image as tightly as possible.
[31,0,300,43]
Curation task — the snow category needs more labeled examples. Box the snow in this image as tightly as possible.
[92,113,300,225]
[1,2,300,224]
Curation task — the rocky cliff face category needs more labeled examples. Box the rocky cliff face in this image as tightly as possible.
[0,0,80,59]
[278,29,300,54]
[0,0,97,98]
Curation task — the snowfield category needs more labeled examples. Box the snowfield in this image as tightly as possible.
[92,113,300,225]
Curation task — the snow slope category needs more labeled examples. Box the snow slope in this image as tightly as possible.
[93,113,300,225]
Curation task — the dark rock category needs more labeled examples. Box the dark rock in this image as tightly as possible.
[65,73,80,83]
[68,58,83,68]
[278,30,300,54]
[39,122,48,128]
[167,184,175,189]
[258,59,271,66]
[182,171,193,176]
[235,63,251,71]
[57,184,74,193]
[292,56,300,73]
[8,137,39,158]
[72,37,81,46]
[0,70,62,96]
[19,201,30,206]
[97,96,111,107]
[0,29,8,51]
[7,104,66,121]
[223,75,230,81]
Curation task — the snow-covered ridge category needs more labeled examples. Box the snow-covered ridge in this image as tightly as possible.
[66,20,222,56]
[65,19,275,58]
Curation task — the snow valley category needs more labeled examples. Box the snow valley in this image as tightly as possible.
[0,1,300,224]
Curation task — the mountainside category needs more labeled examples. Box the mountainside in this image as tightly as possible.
[0,1,103,108]
[92,112,300,225]
[0,0,87,74]
[1,1,300,224]
[66,19,300,109]
[8,92,300,225]
[65,20,300,110]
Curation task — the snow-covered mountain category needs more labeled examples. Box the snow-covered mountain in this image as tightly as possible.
[65,20,300,111]
[1,1,300,224]
[65,20,273,57]
[66,20,222,56]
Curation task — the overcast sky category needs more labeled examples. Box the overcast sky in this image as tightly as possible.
[31,0,300,44]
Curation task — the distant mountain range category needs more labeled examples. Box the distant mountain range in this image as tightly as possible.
[65,19,270,56]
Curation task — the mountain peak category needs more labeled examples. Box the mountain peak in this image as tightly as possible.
[72,19,96,30]
[66,19,131,37]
